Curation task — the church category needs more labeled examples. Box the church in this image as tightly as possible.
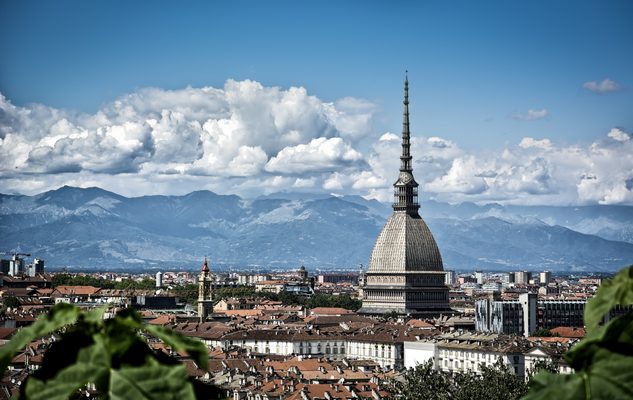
[358,75,452,316]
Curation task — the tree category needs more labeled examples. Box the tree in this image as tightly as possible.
[0,304,221,399]
[530,328,558,337]
[387,358,528,400]
[3,295,21,309]
[385,360,453,400]
[523,265,633,399]
[453,358,528,400]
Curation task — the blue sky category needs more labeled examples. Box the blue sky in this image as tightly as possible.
[1,0,632,205]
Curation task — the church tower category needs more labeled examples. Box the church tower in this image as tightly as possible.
[358,74,451,316]
[198,258,214,322]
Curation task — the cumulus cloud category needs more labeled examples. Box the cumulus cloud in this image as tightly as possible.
[512,109,549,121]
[358,127,633,205]
[583,78,622,94]
[2,83,633,206]
[0,80,371,180]
[265,137,362,174]
[607,127,630,142]
[426,157,489,195]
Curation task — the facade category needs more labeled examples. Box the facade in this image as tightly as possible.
[476,295,584,336]
[444,270,455,286]
[404,333,540,378]
[537,300,585,329]
[317,273,358,284]
[475,298,525,336]
[475,271,484,285]
[198,258,214,322]
[25,258,44,277]
[217,329,407,369]
[539,271,551,286]
[155,271,163,288]
[237,274,271,286]
[359,75,450,316]
[515,271,532,285]
[255,280,286,294]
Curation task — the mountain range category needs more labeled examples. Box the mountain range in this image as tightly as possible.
[1,186,633,272]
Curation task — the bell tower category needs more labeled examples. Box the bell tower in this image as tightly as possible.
[198,258,213,322]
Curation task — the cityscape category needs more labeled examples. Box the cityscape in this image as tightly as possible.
[1,1,633,399]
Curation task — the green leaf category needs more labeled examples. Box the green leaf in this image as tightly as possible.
[523,372,585,400]
[24,336,110,400]
[584,266,633,331]
[565,311,633,369]
[82,305,108,324]
[524,349,633,400]
[109,357,196,400]
[144,324,208,370]
[0,303,80,373]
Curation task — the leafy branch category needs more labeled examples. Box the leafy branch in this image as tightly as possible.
[0,303,218,400]
[523,265,633,400]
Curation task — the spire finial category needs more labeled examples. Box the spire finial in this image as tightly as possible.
[392,73,420,216]
[201,257,209,272]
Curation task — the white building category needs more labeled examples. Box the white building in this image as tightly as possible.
[403,341,436,369]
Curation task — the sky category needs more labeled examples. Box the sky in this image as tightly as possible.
[0,0,632,205]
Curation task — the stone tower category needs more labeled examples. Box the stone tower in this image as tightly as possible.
[197,258,214,322]
[358,74,451,316]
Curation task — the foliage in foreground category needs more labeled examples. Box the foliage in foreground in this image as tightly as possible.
[523,265,633,400]
[0,304,220,400]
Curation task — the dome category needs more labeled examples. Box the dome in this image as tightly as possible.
[367,212,443,273]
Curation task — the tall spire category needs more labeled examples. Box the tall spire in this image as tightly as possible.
[401,71,412,173]
[392,72,420,216]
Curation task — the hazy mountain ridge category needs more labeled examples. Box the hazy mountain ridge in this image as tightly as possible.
[1,186,632,272]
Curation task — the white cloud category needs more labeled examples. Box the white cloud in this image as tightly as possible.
[265,137,362,174]
[512,109,549,121]
[0,80,372,180]
[2,83,633,206]
[583,78,622,94]
[607,127,630,142]
[519,137,553,150]
[426,157,489,195]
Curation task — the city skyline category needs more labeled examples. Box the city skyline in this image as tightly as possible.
[1,1,632,206]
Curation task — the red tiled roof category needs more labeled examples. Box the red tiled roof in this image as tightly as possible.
[406,319,435,329]
[550,326,586,338]
[310,307,354,316]
[53,285,101,296]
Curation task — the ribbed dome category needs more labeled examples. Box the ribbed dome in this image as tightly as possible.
[368,211,443,273]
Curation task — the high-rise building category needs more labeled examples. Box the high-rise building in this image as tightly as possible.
[476,296,585,337]
[155,271,163,288]
[539,271,551,286]
[444,270,456,286]
[475,270,484,285]
[515,271,532,285]
[358,75,451,316]
[197,258,214,322]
